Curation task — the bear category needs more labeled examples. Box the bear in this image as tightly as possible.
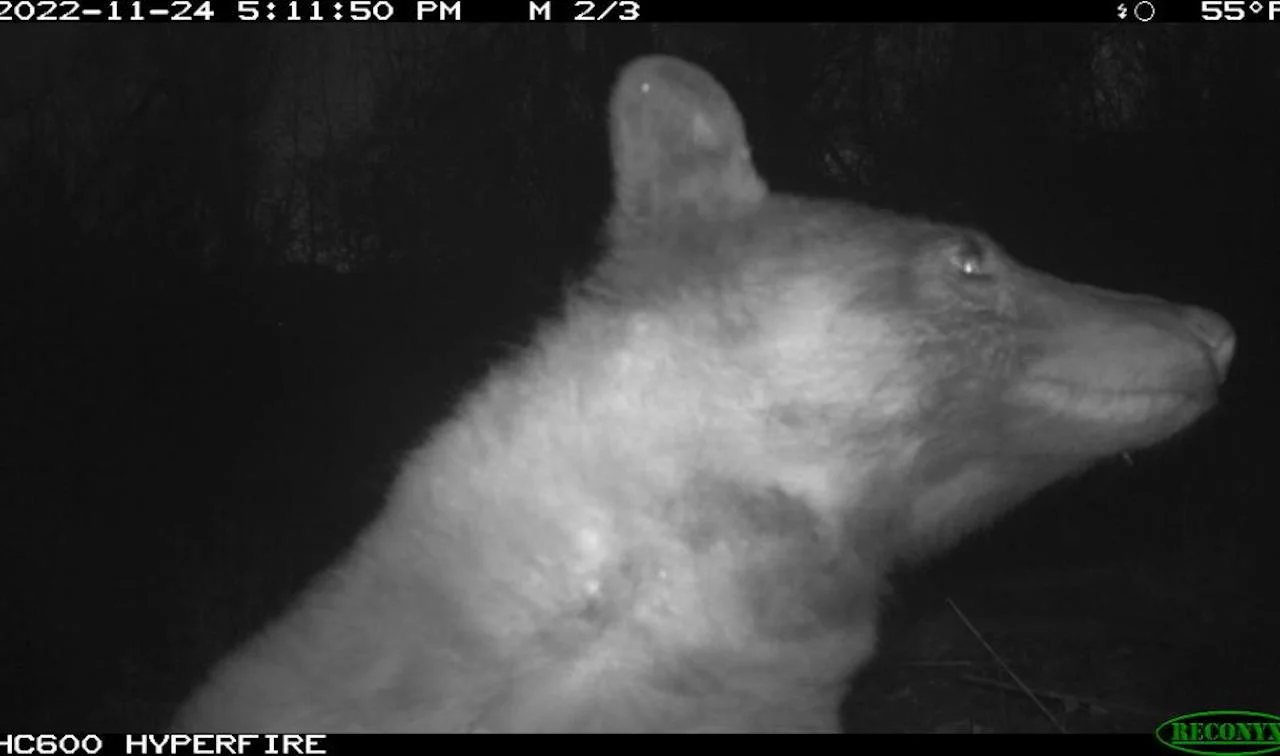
[172,55,1236,734]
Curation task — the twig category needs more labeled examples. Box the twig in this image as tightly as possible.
[946,597,1068,733]
[956,674,1161,719]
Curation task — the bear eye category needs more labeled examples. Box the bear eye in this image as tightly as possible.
[950,238,993,280]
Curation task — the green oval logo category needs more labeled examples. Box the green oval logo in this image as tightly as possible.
[1156,711,1280,756]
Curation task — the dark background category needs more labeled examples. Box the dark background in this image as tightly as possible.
[2,24,1274,733]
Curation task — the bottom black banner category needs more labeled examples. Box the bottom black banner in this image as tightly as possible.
[0,732,1181,750]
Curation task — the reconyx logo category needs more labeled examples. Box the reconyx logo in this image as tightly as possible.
[1156,711,1280,756]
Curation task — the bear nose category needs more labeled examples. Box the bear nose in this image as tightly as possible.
[1181,305,1235,382]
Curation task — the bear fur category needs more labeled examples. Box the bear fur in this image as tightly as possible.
[173,55,1235,734]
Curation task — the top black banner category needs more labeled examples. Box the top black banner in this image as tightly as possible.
[0,0,1273,22]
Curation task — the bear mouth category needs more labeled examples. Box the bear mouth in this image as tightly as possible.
[1007,377,1219,456]
[1018,377,1218,425]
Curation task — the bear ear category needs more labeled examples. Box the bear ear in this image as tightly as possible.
[607,56,768,243]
